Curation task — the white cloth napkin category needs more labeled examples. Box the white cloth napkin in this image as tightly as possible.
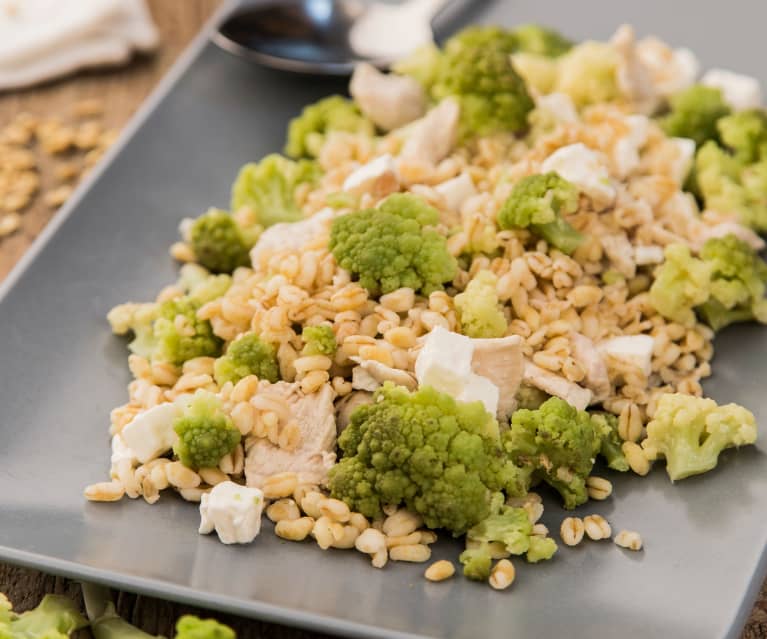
[0,0,159,90]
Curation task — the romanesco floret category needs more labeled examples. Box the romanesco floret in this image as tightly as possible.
[230,154,321,229]
[329,383,531,533]
[717,109,767,164]
[329,193,457,296]
[649,236,767,330]
[213,332,280,386]
[454,270,507,338]
[173,391,241,470]
[515,384,551,410]
[643,393,757,481]
[174,615,236,639]
[660,85,731,147]
[497,172,584,254]
[458,543,493,581]
[285,96,375,158]
[590,412,629,472]
[391,43,443,92]
[511,24,573,57]
[527,536,558,563]
[301,324,337,356]
[188,208,260,274]
[0,594,87,639]
[466,494,557,563]
[503,398,605,509]
[432,38,534,139]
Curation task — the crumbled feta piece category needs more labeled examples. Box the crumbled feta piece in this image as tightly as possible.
[457,373,499,416]
[668,137,696,185]
[120,402,180,464]
[535,92,578,124]
[110,434,137,466]
[250,208,334,266]
[612,115,650,178]
[541,143,616,208]
[599,335,655,377]
[400,98,461,166]
[634,245,665,265]
[702,69,763,111]
[351,365,381,392]
[342,154,399,197]
[199,481,264,544]
[435,172,476,214]
[636,37,699,97]
[601,232,636,278]
[414,326,474,396]
[178,217,194,242]
[350,63,426,131]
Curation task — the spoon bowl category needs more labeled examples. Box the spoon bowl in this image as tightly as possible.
[213,0,449,75]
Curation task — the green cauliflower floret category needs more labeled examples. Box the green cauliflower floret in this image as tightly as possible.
[458,542,493,581]
[649,237,767,330]
[511,24,573,57]
[0,594,87,639]
[188,208,260,274]
[432,37,534,139]
[643,393,757,481]
[230,154,321,228]
[498,173,584,254]
[660,85,731,147]
[554,41,621,108]
[454,270,507,338]
[213,332,280,386]
[329,193,457,296]
[173,391,241,470]
[301,324,337,356]
[590,412,629,472]
[467,495,557,562]
[285,96,375,159]
[329,383,531,534]
[174,615,236,639]
[648,243,712,326]
[503,397,603,509]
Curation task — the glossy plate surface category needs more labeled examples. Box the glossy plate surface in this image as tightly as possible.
[2,1,767,637]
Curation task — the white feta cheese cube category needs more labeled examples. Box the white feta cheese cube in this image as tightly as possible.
[434,172,476,213]
[636,37,699,97]
[535,92,578,124]
[457,373,499,416]
[342,154,399,195]
[612,115,650,178]
[634,245,665,266]
[120,402,180,464]
[668,137,696,185]
[540,143,616,208]
[110,434,137,466]
[414,326,474,396]
[599,335,655,377]
[250,208,334,266]
[702,69,763,111]
[199,481,264,545]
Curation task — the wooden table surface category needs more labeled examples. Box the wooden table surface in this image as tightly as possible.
[0,2,766,637]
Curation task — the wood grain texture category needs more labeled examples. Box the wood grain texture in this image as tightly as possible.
[0,1,765,637]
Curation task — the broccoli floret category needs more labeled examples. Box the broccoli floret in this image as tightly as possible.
[301,324,337,356]
[213,332,280,386]
[329,193,457,296]
[329,383,530,534]
[188,208,260,274]
[173,391,241,470]
[0,594,88,639]
[648,243,712,326]
[285,96,375,158]
[512,24,573,57]
[458,542,493,581]
[649,237,767,330]
[590,412,630,472]
[454,270,507,338]
[230,154,321,228]
[643,393,757,481]
[432,38,534,139]
[503,397,604,509]
[175,615,236,639]
[660,85,731,147]
[498,173,584,254]
[554,42,621,108]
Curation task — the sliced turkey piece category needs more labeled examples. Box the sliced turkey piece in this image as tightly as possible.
[522,361,592,411]
[245,382,337,487]
[471,335,524,420]
[569,333,610,403]
[350,356,417,391]
[335,390,374,435]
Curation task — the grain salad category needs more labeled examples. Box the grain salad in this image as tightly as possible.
[87,23,766,588]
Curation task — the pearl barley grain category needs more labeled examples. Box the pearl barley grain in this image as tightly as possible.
[584,514,612,540]
[425,560,455,582]
[560,517,585,546]
[614,530,643,551]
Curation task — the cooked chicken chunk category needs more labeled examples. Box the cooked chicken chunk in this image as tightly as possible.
[335,390,374,434]
[400,98,460,166]
[471,335,524,420]
[523,361,592,411]
[570,333,610,403]
[601,232,636,279]
[350,356,417,391]
[245,382,337,487]
[350,63,426,131]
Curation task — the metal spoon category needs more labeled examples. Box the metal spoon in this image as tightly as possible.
[213,0,453,75]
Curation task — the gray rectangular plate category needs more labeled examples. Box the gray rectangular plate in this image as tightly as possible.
[2,1,767,637]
